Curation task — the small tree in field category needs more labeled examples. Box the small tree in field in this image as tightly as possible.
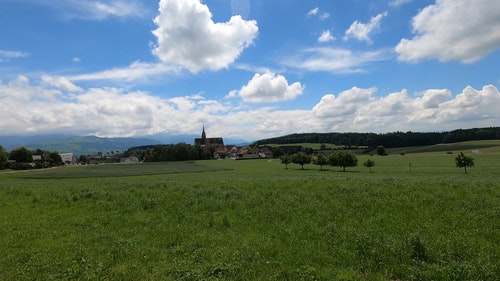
[292,152,311,170]
[313,153,328,171]
[363,159,375,173]
[280,154,291,169]
[455,152,474,173]
[329,150,358,172]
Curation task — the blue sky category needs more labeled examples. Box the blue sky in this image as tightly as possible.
[1,0,499,142]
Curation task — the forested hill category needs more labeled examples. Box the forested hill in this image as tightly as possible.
[255,127,500,148]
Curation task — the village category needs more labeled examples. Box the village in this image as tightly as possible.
[24,127,303,167]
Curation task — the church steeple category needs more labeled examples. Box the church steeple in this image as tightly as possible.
[193,124,224,149]
[201,125,206,140]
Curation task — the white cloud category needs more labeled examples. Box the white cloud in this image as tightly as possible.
[68,61,177,82]
[41,75,83,92]
[0,76,228,137]
[313,87,377,118]
[414,89,451,109]
[230,72,304,103]
[318,30,335,43]
[1,75,498,140]
[22,0,148,20]
[0,50,28,62]
[389,0,413,7]
[72,0,147,19]
[434,85,500,125]
[151,0,258,73]
[307,7,319,17]
[283,47,391,73]
[396,0,500,63]
[312,85,500,133]
[344,12,388,43]
[307,7,329,19]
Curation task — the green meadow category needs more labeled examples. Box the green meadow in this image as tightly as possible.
[1,142,499,280]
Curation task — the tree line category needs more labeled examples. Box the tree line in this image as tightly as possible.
[281,150,371,172]
[0,146,64,170]
[124,143,217,162]
[255,127,500,148]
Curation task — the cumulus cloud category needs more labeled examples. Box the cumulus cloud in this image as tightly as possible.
[414,89,451,109]
[396,0,500,63]
[313,87,377,117]
[434,85,500,125]
[344,12,388,43]
[229,72,304,103]
[312,85,500,132]
[318,30,335,43]
[151,0,258,73]
[41,75,83,92]
[1,75,498,140]
[283,47,391,73]
[0,75,231,137]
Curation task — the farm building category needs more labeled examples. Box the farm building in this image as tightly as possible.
[59,153,76,165]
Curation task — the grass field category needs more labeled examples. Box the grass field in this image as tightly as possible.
[385,140,500,155]
[264,143,338,149]
[0,143,499,280]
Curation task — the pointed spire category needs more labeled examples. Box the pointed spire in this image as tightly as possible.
[201,124,206,140]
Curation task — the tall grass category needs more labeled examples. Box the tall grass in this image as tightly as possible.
[0,154,498,280]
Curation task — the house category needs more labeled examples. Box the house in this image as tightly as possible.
[214,146,228,159]
[227,146,239,158]
[59,153,76,165]
[236,146,260,159]
[258,146,273,158]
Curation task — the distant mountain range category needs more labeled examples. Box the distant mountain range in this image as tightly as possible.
[2,127,498,156]
[0,134,249,155]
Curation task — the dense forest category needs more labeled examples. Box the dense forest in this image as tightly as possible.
[255,127,500,148]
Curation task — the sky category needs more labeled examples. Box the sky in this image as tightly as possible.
[0,0,499,142]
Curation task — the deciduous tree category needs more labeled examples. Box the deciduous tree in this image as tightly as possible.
[8,147,32,163]
[272,147,284,158]
[292,152,311,170]
[47,152,63,166]
[280,154,291,169]
[455,152,474,173]
[329,150,358,172]
[313,153,328,171]
[363,159,375,173]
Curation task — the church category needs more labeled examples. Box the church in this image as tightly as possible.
[194,126,224,147]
